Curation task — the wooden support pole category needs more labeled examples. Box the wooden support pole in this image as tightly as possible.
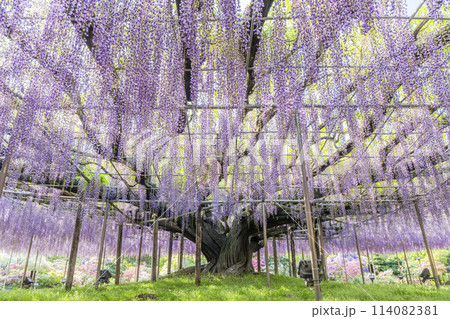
[402,253,410,285]
[314,227,321,273]
[195,208,202,286]
[417,255,423,285]
[370,251,378,280]
[366,248,372,274]
[65,205,83,291]
[262,204,270,287]
[178,233,184,270]
[402,242,412,285]
[34,255,42,289]
[295,114,321,300]
[290,228,297,277]
[167,232,173,274]
[257,249,261,272]
[0,108,22,199]
[102,243,107,269]
[430,250,440,285]
[136,225,144,282]
[354,225,365,284]
[95,203,109,289]
[372,256,377,277]
[286,226,292,276]
[121,250,124,276]
[0,155,11,199]
[151,215,158,282]
[157,244,161,277]
[414,200,440,289]
[367,248,377,283]
[32,251,39,281]
[318,220,328,280]
[302,249,304,260]
[272,237,278,275]
[21,235,33,288]
[396,252,404,284]
[115,223,123,285]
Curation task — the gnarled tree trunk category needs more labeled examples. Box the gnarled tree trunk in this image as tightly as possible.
[161,210,292,275]
[213,217,261,275]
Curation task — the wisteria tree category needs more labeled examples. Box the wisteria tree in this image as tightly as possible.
[0,0,448,277]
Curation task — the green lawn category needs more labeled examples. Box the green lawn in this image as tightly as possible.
[0,274,449,301]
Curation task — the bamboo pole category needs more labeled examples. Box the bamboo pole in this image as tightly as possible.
[65,204,83,291]
[167,232,173,274]
[178,233,184,270]
[136,225,144,282]
[353,225,365,284]
[151,214,158,282]
[95,203,109,289]
[21,235,33,288]
[195,208,202,286]
[318,220,328,280]
[262,204,270,287]
[115,223,123,285]
[414,200,440,289]
[290,228,297,277]
[272,237,278,275]
[295,114,321,300]
[402,242,412,284]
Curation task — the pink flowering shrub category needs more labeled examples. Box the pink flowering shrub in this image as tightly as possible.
[252,256,265,270]
[121,266,136,282]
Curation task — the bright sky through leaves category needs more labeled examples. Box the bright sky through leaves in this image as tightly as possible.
[240,0,423,15]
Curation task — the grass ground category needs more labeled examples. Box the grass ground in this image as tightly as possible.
[0,274,449,301]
